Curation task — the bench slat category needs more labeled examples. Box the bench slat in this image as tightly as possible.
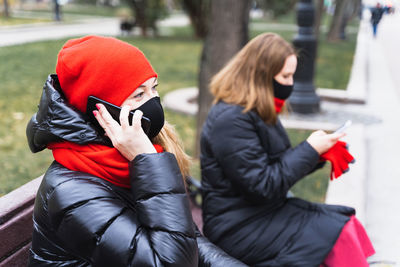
[0,177,42,224]
[189,200,203,234]
[0,242,30,267]
[0,206,34,258]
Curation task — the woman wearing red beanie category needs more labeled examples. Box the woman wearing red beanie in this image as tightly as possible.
[27,35,246,266]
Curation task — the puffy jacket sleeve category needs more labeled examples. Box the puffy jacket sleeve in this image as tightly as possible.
[209,108,320,202]
[196,230,248,266]
[47,152,198,267]
[130,152,198,266]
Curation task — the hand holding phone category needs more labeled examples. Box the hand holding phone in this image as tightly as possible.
[86,95,151,135]
[89,97,157,161]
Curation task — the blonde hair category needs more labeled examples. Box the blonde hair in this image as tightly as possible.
[210,33,295,124]
[152,121,191,179]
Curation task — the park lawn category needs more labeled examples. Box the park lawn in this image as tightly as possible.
[0,21,356,201]
[0,16,51,25]
[314,33,358,89]
[2,3,131,24]
[286,129,331,203]
[14,3,127,18]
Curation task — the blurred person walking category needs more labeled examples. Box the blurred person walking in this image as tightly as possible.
[371,3,385,37]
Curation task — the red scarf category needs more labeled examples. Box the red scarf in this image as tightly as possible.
[48,142,163,188]
[274,97,285,113]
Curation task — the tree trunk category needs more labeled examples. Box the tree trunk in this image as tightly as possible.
[326,0,347,42]
[339,0,360,39]
[182,0,210,39]
[128,0,148,37]
[314,0,325,41]
[103,0,112,6]
[3,0,10,17]
[194,0,251,157]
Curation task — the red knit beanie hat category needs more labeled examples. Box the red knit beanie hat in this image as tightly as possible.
[56,35,157,113]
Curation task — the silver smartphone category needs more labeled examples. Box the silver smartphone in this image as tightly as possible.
[334,120,352,134]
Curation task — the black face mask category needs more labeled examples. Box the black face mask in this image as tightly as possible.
[132,96,164,139]
[273,79,293,100]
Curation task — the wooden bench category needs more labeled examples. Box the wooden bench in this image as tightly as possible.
[0,177,42,267]
[0,176,203,266]
[186,176,203,233]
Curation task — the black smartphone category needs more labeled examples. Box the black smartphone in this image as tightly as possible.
[86,95,151,135]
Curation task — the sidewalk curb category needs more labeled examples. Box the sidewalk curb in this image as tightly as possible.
[163,87,198,116]
[323,15,370,225]
[0,14,189,48]
[325,124,367,224]
[345,18,369,103]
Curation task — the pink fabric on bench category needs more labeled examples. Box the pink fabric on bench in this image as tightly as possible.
[320,215,375,267]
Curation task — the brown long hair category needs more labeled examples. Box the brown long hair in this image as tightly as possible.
[210,33,295,124]
[153,121,191,179]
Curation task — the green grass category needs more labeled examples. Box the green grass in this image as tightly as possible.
[314,33,358,89]
[59,4,128,17]
[286,129,331,202]
[0,16,51,25]
[2,3,131,24]
[252,11,297,25]
[0,40,65,195]
[16,3,128,18]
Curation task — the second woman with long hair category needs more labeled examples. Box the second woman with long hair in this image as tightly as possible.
[200,33,374,266]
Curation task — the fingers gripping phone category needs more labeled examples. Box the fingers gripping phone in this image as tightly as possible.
[86,95,151,135]
[334,120,352,134]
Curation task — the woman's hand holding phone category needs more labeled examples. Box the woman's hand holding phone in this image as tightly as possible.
[94,104,156,161]
[306,121,351,155]
[306,130,346,155]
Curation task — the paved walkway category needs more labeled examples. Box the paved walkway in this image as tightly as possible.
[314,10,400,265]
[0,14,189,47]
[362,10,400,265]
[0,17,120,47]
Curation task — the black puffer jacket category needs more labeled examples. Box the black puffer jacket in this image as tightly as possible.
[27,75,248,267]
[200,101,355,267]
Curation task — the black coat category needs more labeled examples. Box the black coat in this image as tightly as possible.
[371,7,384,25]
[200,102,355,267]
[27,75,248,267]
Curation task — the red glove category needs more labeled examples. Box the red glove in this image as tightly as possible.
[320,141,355,180]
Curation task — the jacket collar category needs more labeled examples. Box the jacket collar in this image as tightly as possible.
[27,74,109,153]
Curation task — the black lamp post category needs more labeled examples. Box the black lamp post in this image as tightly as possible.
[289,0,320,114]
